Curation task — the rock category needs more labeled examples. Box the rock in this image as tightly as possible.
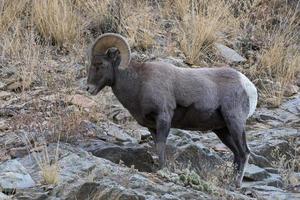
[244,164,271,181]
[0,81,6,90]
[72,182,145,200]
[213,143,229,152]
[173,143,224,178]
[265,173,283,188]
[242,185,300,200]
[0,192,10,200]
[0,120,9,132]
[98,122,138,143]
[280,96,300,115]
[9,147,29,159]
[249,137,297,162]
[16,143,212,200]
[248,152,271,168]
[80,139,156,172]
[215,43,246,63]
[157,57,189,68]
[0,91,11,100]
[284,84,298,97]
[0,160,35,189]
[6,81,23,92]
[11,188,48,200]
[109,105,133,124]
[66,94,97,108]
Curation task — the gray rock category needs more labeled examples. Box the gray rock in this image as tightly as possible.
[99,122,138,143]
[250,138,296,162]
[173,143,224,178]
[280,95,300,115]
[244,164,271,181]
[249,152,272,168]
[215,43,246,63]
[0,81,6,90]
[0,160,35,189]
[80,139,156,172]
[15,143,212,200]
[157,57,189,68]
[0,91,11,100]
[242,185,300,200]
[284,84,299,97]
[265,173,283,188]
[0,192,10,200]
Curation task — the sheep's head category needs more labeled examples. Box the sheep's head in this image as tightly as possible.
[86,33,131,95]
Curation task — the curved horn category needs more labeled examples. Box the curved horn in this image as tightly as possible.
[90,33,131,69]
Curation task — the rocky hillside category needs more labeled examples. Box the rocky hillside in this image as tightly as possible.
[0,0,300,199]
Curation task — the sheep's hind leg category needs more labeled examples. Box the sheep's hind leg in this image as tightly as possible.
[213,127,240,168]
[221,113,250,188]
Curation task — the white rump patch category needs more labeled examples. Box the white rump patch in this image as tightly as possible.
[238,72,258,117]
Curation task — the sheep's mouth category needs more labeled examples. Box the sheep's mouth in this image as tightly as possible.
[87,84,105,95]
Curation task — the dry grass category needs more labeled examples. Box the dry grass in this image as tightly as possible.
[23,133,60,185]
[258,39,299,106]
[271,138,300,188]
[0,0,299,106]
[243,0,300,106]
[0,0,29,33]
[32,0,83,48]
[119,0,159,50]
[74,0,112,34]
[163,0,238,65]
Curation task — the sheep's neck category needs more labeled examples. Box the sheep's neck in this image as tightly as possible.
[111,65,141,114]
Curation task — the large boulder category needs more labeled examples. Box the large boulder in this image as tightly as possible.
[0,159,35,189]
[215,43,246,63]
[80,139,156,172]
[14,143,214,200]
[244,164,271,181]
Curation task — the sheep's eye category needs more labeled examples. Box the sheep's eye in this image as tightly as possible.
[95,65,100,71]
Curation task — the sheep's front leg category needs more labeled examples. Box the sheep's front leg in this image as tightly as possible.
[155,112,171,168]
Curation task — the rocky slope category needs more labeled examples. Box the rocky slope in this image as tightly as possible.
[0,57,299,200]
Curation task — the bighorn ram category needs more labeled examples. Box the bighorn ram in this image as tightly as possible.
[86,33,258,188]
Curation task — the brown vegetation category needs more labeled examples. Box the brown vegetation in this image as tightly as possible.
[1,0,299,107]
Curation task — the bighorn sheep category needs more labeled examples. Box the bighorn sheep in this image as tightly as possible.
[86,33,258,188]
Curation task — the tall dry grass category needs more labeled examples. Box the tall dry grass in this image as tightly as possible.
[162,0,239,65]
[120,0,159,50]
[0,0,299,106]
[243,0,300,106]
[0,0,29,34]
[32,0,83,48]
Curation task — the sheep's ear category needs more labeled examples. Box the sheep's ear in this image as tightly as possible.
[106,48,120,60]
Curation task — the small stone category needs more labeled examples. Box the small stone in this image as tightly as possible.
[0,91,11,100]
[0,81,6,90]
[244,164,271,181]
[0,120,9,131]
[284,84,299,97]
[215,43,246,63]
[67,94,97,108]
[9,147,29,158]
[6,81,23,92]
[213,143,229,152]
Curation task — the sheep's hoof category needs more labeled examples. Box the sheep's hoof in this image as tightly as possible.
[235,176,242,188]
